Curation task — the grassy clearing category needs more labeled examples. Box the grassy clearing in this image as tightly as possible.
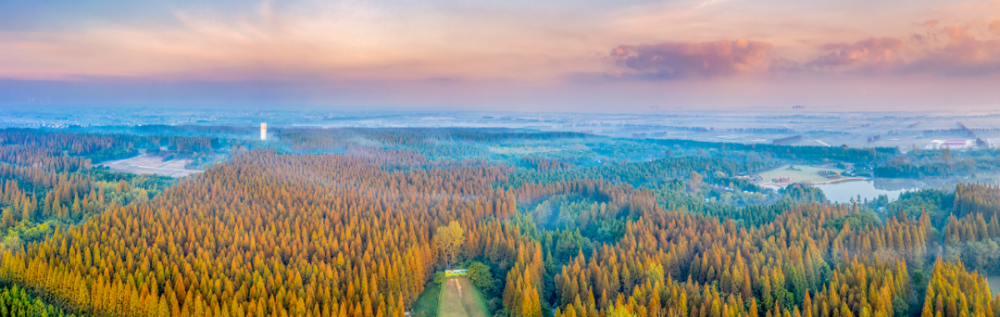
[438,277,489,317]
[99,154,201,177]
[757,164,848,184]
[411,281,441,317]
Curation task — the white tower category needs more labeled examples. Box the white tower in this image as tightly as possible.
[260,123,267,140]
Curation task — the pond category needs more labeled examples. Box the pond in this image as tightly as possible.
[988,275,1000,297]
[813,180,916,204]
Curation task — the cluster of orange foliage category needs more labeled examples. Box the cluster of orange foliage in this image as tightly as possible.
[524,157,573,172]
[952,184,1000,220]
[0,135,127,227]
[551,202,930,317]
[0,146,91,172]
[921,260,1000,317]
[2,128,1000,317]
[1,150,518,317]
[944,212,1000,244]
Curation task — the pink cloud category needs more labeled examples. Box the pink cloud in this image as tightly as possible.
[989,20,1000,36]
[609,39,773,79]
[927,25,1000,63]
[804,23,1000,77]
[944,25,972,41]
[910,24,1000,75]
[921,20,940,27]
[807,37,908,71]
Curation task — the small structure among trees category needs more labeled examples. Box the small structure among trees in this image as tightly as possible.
[817,170,841,179]
[444,269,468,277]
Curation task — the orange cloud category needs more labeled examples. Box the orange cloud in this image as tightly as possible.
[937,24,999,63]
[876,24,1000,76]
[807,37,908,71]
[944,25,972,41]
[990,20,1000,36]
[609,39,773,79]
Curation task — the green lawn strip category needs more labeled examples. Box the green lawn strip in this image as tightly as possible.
[438,277,469,317]
[411,281,441,317]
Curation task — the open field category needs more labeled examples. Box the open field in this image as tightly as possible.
[411,282,441,317]
[98,154,202,177]
[438,277,488,317]
[988,276,1000,296]
[758,165,859,185]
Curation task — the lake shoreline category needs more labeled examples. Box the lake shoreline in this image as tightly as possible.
[813,179,916,204]
[760,177,869,187]
[800,177,869,185]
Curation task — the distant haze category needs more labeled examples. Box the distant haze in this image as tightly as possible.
[2,0,1000,110]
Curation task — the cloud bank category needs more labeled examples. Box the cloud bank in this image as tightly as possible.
[807,37,908,72]
[2,0,1000,109]
[609,39,773,79]
[607,20,1000,80]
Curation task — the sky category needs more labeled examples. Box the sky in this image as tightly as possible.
[1,0,1000,111]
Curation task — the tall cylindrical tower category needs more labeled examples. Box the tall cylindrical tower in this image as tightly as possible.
[261,123,267,140]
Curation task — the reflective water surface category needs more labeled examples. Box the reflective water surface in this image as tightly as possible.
[988,276,1000,296]
[814,180,915,204]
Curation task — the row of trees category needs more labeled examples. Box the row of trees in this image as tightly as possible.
[0,285,86,317]
[0,129,219,165]
[551,203,932,317]
[921,260,999,317]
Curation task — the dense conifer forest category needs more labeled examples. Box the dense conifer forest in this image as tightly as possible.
[0,127,998,317]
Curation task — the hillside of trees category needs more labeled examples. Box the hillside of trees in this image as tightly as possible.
[0,127,998,317]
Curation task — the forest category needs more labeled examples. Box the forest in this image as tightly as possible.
[0,127,997,317]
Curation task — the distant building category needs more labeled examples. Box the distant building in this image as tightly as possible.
[926,139,972,150]
[261,123,267,140]
[445,269,468,277]
[817,170,841,179]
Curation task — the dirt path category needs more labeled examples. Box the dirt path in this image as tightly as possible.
[438,277,487,317]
